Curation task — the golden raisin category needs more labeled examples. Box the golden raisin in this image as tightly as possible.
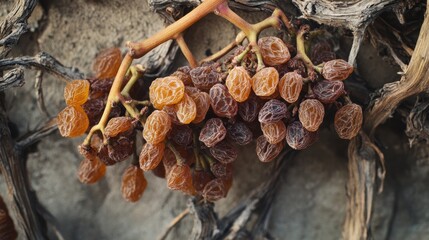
[225,66,252,102]
[143,110,172,144]
[298,99,325,132]
[104,117,134,138]
[64,80,90,106]
[261,121,287,144]
[322,59,353,81]
[57,105,89,137]
[251,67,279,97]
[93,47,122,79]
[278,71,303,103]
[139,142,165,171]
[174,93,197,124]
[258,36,291,66]
[121,165,147,202]
[149,76,185,109]
[167,164,194,194]
[77,157,106,184]
[190,92,211,124]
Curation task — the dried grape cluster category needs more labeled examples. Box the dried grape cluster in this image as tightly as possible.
[58,5,363,203]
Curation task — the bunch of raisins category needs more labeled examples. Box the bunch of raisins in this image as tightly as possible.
[62,22,364,204]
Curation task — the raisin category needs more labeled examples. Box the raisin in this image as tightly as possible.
[89,78,114,99]
[334,103,363,139]
[210,162,232,179]
[258,99,289,123]
[199,118,227,147]
[190,65,221,91]
[167,164,193,193]
[278,71,303,103]
[93,47,122,79]
[171,66,193,85]
[209,140,238,164]
[77,157,106,184]
[139,142,165,171]
[203,178,227,202]
[162,105,181,125]
[226,121,253,145]
[170,125,193,147]
[238,94,260,122]
[107,134,134,163]
[256,135,284,163]
[190,91,211,124]
[251,67,279,97]
[312,80,345,104]
[285,121,318,150]
[121,165,147,202]
[225,66,252,102]
[149,76,185,109]
[258,36,291,66]
[143,110,172,144]
[57,105,89,137]
[104,117,134,138]
[261,121,287,144]
[322,59,353,81]
[64,79,90,106]
[151,163,166,179]
[310,41,336,65]
[82,98,105,127]
[210,83,238,118]
[298,99,325,132]
[174,93,197,124]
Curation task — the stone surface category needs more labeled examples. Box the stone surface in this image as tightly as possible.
[1,1,428,240]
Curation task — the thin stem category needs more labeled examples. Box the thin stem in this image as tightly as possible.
[167,141,186,165]
[295,25,321,74]
[128,0,226,58]
[83,54,133,146]
[157,208,190,240]
[175,33,198,68]
[215,2,252,35]
[201,40,237,64]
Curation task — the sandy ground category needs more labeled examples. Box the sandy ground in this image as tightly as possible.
[1,0,429,239]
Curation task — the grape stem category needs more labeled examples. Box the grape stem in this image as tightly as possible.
[175,33,198,68]
[83,0,227,146]
[295,25,322,75]
[213,4,294,71]
[166,141,186,166]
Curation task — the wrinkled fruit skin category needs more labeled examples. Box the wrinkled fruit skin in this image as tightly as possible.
[175,93,197,124]
[312,80,344,104]
[286,121,318,150]
[227,121,253,145]
[104,117,134,138]
[210,84,238,118]
[190,91,211,124]
[261,121,287,144]
[278,71,303,103]
[121,165,147,202]
[225,66,252,102]
[238,94,260,122]
[258,99,289,123]
[199,118,227,147]
[64,79,90,106]
[334,103,363,139]
[298,99,325,132]
[149,76,185,109]
[190,65,221,91]
[252,67,279,97]
[57,105,89,137]
[209,140,238,164]
[203,178,227,202]
[143,110,172,144]
[77,157,106,184]
[256,135,284,163]
[139,143,165,171]
[93,47,122,79]
[322,59,353,81]
[258,36,291,66]
[167,164,194,193]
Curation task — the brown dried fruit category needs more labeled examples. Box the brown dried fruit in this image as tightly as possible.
[121,165,147,202]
